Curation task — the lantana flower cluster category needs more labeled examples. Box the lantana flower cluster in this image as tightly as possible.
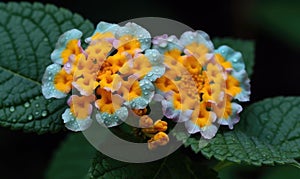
[42,21,250,147]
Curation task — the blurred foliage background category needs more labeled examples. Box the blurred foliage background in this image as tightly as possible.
[0,0,300,178]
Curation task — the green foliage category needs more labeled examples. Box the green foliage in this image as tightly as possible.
[213,38,255,77]
[254,1,300,47]
[0,2,94,134]
[180,97,300,167]
[89,151,217,179]
[46,133,95,179]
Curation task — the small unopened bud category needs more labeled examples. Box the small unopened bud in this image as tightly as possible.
[148,132,169,150]
[139,115,153,128]
[153,120,168,132]
[133,108,148,116]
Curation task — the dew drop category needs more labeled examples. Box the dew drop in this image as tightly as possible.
[24,102,30,108]
[35,111,39,116]
[48,77,52,81]
[41,110,48,117]
[232,58,238,63]
[35,104,40,108]
[9,106,15,112]
[12,118,17,123]
[27,115,33,121]
[35,96,40,100]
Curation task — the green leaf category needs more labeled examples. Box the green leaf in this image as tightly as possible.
[0,2,94,134]
[46,133,96,179]
[213,38,255,77]
[89,151,217,179]
[180,96,300,166]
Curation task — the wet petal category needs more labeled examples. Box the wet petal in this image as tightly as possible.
[87,21,120,43]
[152,34,183,54]
[95,107,128,127]
[180,30,214,52]
[215,45,250,101]
[123,79,155,109]
[42,64,71,99]
[62,108,93,131]
[51,29,83,65]
[143,49,166,82]
[116,22,151,51]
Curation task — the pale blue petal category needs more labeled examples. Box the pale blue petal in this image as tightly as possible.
[95,107,128,127]
[200,124,218,139]
[152,34,183,54]
[180,30,214,51]
[218,102,243,129]
[116,22,151,51]
[143,49,165,82]
[185,112,218,139]
[231,70,251,101]
[94,21,120,34]
[124,79,155,109]
[62,108,92,131]
[215,45,251,101]
[51,29,83,65]
[162,99,180,119]
[85,21,120,43]
[215,45,245,72]
[185,120,200,134]
[41,64,67,99]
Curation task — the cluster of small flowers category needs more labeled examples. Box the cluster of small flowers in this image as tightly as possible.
[42,21,250,147]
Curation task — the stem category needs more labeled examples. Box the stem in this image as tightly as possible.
[213,160,234,172]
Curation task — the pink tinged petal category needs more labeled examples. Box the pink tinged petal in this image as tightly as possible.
[51,29,83,65]
[200,124,218,139]
[161,100,181,121]
[218,102,243,129]
[231,70,251,102]
[152,34,183,54]
[41,64,67,99]
[185,120,200,134]
[62,108,92,131]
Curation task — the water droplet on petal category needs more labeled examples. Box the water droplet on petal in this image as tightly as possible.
[9,106,15,112]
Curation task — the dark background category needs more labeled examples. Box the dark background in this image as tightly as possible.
[1,0,300,178]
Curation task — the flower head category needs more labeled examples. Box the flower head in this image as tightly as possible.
[42,20,250,143]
